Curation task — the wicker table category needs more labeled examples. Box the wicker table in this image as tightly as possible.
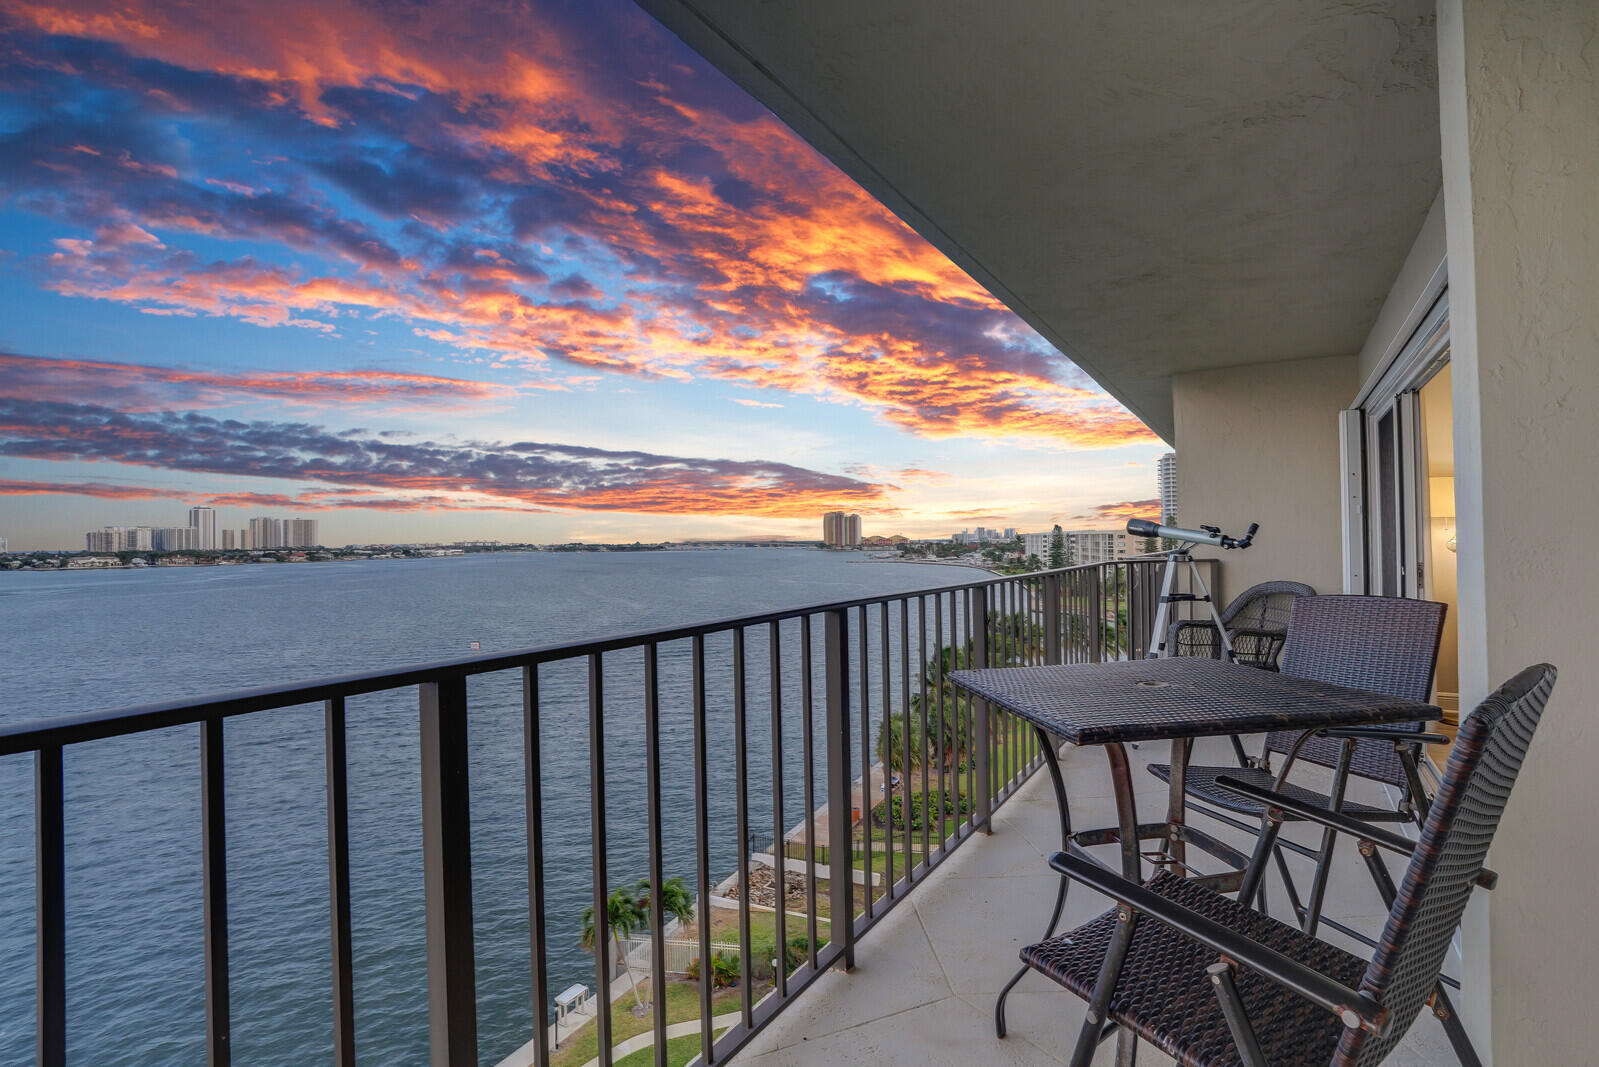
[949,657,1439,1057]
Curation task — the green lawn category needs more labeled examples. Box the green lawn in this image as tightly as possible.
[550,982,744,1067]
[614,1029,731,1067]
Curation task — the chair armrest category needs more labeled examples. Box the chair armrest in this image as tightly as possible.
[1214,776,1418,855]
[1050,845,1388,1035]
[1214,775,1498,890]
[1321,727,1450,745]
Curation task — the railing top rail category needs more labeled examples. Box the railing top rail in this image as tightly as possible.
[0,561,1115,755]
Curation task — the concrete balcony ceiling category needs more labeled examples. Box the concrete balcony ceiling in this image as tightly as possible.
[636,1,1442,440]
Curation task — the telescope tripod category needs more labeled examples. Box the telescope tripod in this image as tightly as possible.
[1147,546,1231,661]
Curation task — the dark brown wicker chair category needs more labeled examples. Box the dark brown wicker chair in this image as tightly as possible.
[1017,663,1555,1067]
[1148,596,1447,935]
[1168,580,1316,668]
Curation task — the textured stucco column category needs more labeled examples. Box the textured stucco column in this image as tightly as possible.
[1171,355,1355,602]
[1438,2,1599,1062]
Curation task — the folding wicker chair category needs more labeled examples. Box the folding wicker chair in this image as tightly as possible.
[1168,580,1316,668]
[1017,663,1555,1067]
[1148,596,1446,942]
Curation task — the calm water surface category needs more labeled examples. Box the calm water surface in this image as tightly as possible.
[0,549,976,1065]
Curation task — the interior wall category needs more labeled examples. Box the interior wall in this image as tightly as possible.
[1172,355,1355,603]
[1438,1,1599,1062]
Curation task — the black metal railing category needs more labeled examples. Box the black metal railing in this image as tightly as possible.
[2,555,1214,1067]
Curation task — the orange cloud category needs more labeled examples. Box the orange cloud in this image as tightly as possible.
[4,0,1157,449]
[0,352,516,412]
[1074,499,1161,527]
[0,478,192,500]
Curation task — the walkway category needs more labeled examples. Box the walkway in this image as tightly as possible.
[577,1012,741,1067]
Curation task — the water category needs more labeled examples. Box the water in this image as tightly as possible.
[0,549,977,1065]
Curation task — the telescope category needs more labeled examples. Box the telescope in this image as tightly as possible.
[1126,518,1258,550]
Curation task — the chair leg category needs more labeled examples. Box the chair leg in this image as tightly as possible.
[1301,739,1355,937]
[1069,906,1139,1067]
[1208,961,1269,1067]
[1432,984,1484,1067]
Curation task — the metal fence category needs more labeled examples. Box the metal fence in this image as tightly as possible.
[2,554,1214,1067]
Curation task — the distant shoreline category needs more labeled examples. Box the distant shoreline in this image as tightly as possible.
[1,541,998,575]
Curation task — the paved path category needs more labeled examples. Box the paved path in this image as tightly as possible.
[577,1012,741,1067]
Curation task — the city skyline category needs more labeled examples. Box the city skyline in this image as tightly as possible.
[0,0,1165,549]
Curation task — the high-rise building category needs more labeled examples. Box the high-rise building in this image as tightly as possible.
[822,511,843,546]
[285,518,319,548]
[86,526,153,552]
[1157,453,1177,524]
[1065,530,1133,564]
[1021,531,1051,559]
[152,526,196,551]
[189,506,218,550]
[222,529,236,551]
[822,511,862,547]
[0,536,7,552]
[249,517,284,549]
[239,528,253,550]
[1003,527,1017,540]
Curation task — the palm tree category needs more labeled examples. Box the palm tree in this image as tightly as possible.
[875,706,926,775]
[581,887,649,1010]
[628,876,695,1006]
[633,876,695,927]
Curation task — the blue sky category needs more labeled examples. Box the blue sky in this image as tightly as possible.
[0,0,1163,548]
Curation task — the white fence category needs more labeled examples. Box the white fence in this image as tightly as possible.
[615,936,742,978]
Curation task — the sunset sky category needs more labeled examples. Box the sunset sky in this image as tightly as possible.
[0,0,1163,549]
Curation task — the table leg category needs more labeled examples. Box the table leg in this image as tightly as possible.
[1102,742,1141,1066]
[1102,742,1141,882]
[995,726,1071,1038]
[1166,737,1190,870]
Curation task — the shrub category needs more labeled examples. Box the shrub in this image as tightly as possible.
[685,951,739,989]
[870,788,970,831]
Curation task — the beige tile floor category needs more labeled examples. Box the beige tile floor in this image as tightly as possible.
[728,735,1467,1066]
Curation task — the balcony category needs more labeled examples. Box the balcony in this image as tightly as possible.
[722,738,1459,1067]
[4,557,1471,1066]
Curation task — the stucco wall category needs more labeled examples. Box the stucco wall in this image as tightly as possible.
[1171,355,1355,603]
[1355,190,1447,388]
[1438,1,1599,1062]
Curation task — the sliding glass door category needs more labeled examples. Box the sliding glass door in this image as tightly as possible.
[1346,291,1457,711]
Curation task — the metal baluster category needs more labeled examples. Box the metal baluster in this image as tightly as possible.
[733,628,753,1031]
[324,698,356,1067]
[691,636,715,1066]
[934,593,947,853]
[917,597,930,867]
[899,599,913,880]
[419,677,476,1067]
[201,717,231,1067]
[972,586,992,829]
[522,666,551,1067]
[768,621,787,998]
[879,601,894,896]
[585,655,613,1067]
[644,646,668,1066]
[36,745,65,1067]
[964,590,975,822]
[800,616,819,971]
[858,606,872,916]
[823,609,854,969]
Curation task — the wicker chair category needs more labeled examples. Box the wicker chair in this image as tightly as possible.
[1168,580,1316,669]
[1148,596,1446,937]
[1017,663,1556,1067]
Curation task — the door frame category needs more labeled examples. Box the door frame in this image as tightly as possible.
[1342,290,1451,596]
